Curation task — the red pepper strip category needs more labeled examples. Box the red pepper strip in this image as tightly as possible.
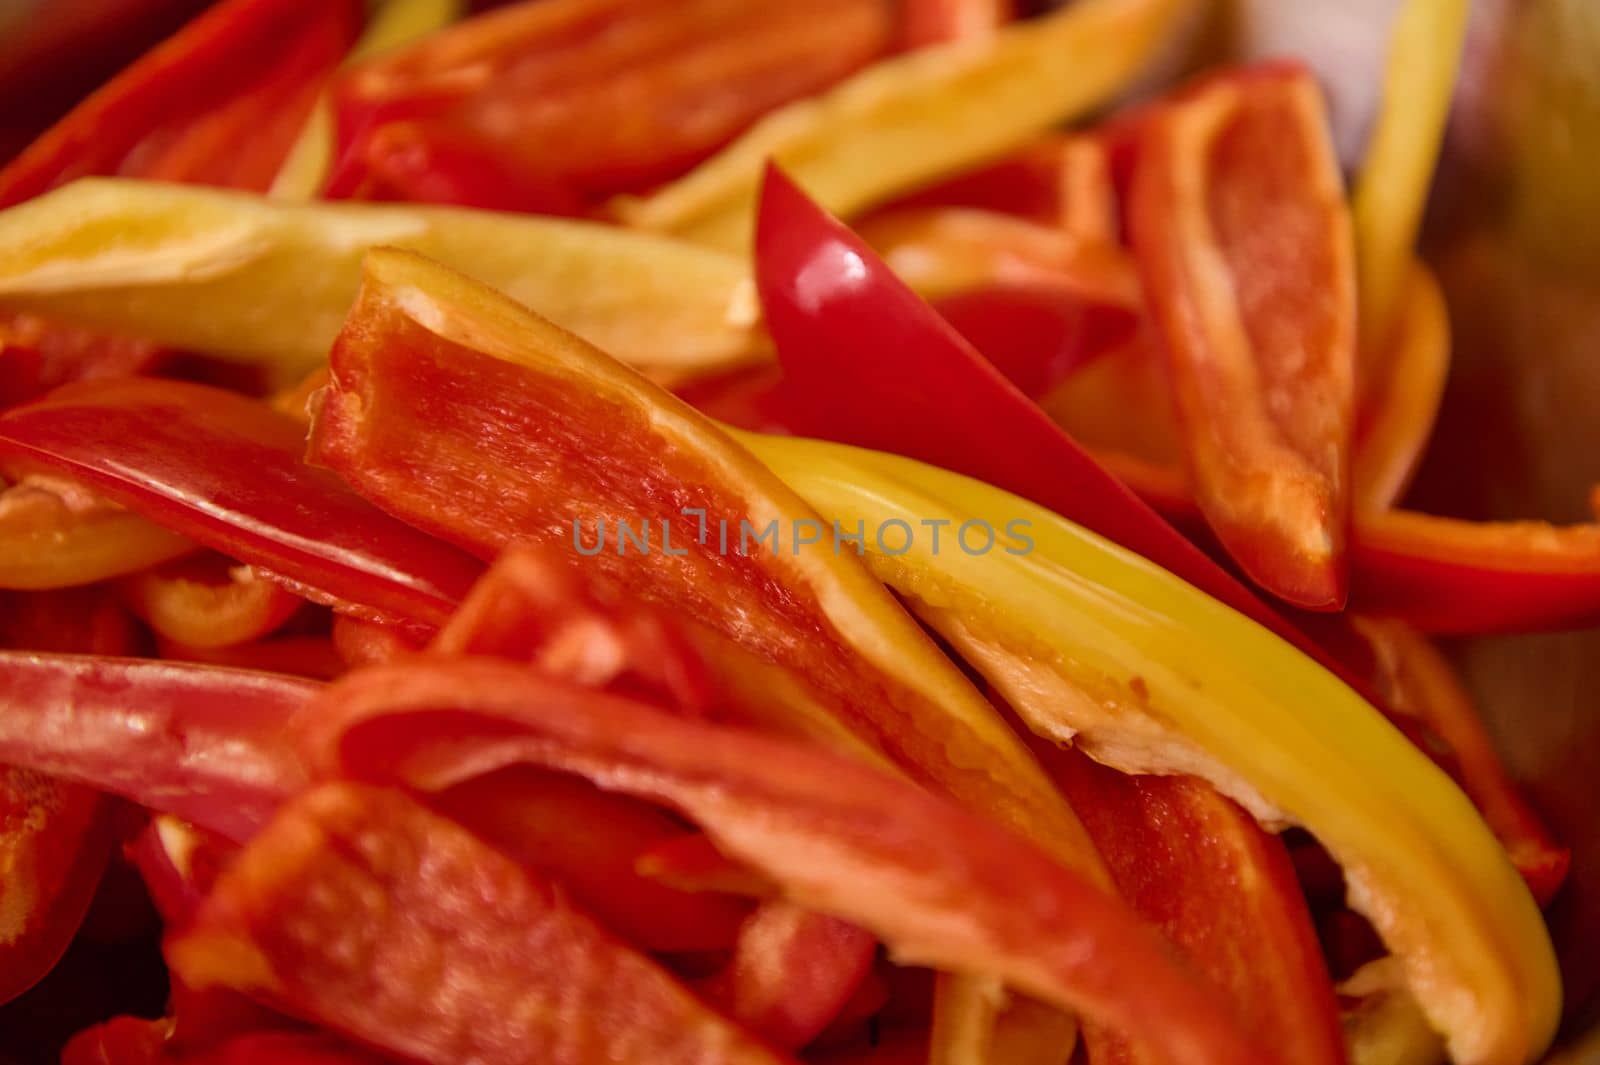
[0,0,360,206]
[432,544,713,715]
[753,165,1376,680]
[636,833,779,899]
[1042,746,1345,1065]
[185,1031,399,1065]
[1357,618,1570,903]
[899,0,1014,48]
[0,766,113,1005]
[1126,64,1356,609]
[0,584,138,1008]
[120,553,303,650]
[0,378,485,629]
[131,816,232,928]
[296,658,1273,1065]
[1351,509,1600,634]
[61,1016,170,1065]
[307,248,1100,879]
[331,0,892,207]
[169,782,796,1065]
[701,901,877,1050]
[425,766,751,953]
[0,652,313,841]
[934,287,1138,401]
[330,616,423,670]
[156,635,346,682]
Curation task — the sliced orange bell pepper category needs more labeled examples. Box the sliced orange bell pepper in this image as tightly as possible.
[1127,63,1357,609]
[0,470,194,590]
[118,553,304,650]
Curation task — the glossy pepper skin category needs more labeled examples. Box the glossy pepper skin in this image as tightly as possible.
[740,433,1560,1065]
[0,377,484,629]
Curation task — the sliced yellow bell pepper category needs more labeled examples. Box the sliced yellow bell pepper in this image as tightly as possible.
[613,0,1198,249]
[1353,0,1468,353]
[270,0,466,200]
[738,430,1560,1065]
[0,178,758,377]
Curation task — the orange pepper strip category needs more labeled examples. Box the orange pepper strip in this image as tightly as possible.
[1351,262,1450,513]
[1128,63,1356,609]
[1356,618,1570,905]
[119,553,303,649]
[307,249,1101,878]
[0,471,194,590]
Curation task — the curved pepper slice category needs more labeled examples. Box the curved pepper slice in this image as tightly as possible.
[1042,746,1344,1065]
[0,0,361,207]
[119,554,303,650]
[1127,63,1356,609]
[613,0,1197,248]
[0,178,758,377]
[0,652,313,841]
[0,377,484,628]
[169,782,792,1065]
[752,165,1371,682]
[739,432,1560,1065]
[269,0,466,201]
[331,0,893,208]
[293,657,1270,1065]
[0,471,193,590]
[306,248,1100,878]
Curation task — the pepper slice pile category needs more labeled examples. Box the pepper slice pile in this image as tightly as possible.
[0,1,1585,1063]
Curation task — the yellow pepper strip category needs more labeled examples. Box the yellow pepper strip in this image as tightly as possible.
[0,178,758,377]
[0,473,194,590]
[738,431,1560,1065]
[612,0,1198,249]
[1352,0,1468,354]
[270,0,465,200]
[1352,260,1450,513]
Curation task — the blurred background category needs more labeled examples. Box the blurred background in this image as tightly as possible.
[0,0,1596,1058]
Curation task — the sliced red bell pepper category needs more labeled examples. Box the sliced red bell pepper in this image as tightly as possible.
[432,544,712,715]
[184,1031,399,1065]
[1350,509,1600,634]
[331,0,892,208]
[0,766,113,1006]
[330,616,424,670]
[155,635,346,682]
[425,766,751,954]
[1125,63,1356,609]
[0,652,313,841]
[0,378,485,629]
[0,0,361,207]
[752,165,1376,683]
[636,832,779,899]
[700,901,877,1049]
[307,247,1102,881]
[295,656,1270,1064]
[1357,618,1570,903]
[60,1015,170,1065]
[169,782,796,1065]
[1042,746,1345,1065]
